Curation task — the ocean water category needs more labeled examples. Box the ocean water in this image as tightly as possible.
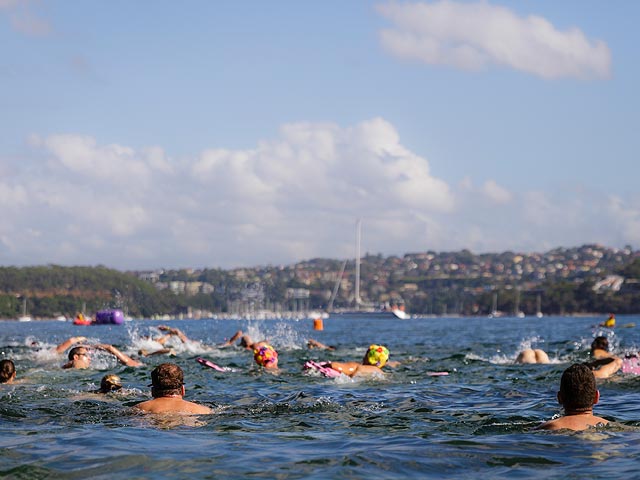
[1,315,640,479]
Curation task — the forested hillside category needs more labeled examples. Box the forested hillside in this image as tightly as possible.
[0,266,175,319]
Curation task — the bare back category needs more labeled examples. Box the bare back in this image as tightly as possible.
[351,364,384,378]
[328,361,384,378]
[327,361,360,376]
[591,348,611,360]
[136,397,212,415]
[539,413,608,431]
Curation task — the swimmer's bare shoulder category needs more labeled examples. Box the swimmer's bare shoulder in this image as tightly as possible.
[135,398,212,415]
[538,415,609,431]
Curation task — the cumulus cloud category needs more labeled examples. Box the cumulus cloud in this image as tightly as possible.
[2,119,637,269]
[376,1,611,79]
[191,117,454,217]
[31,134,157,188]
[2,118,456,268]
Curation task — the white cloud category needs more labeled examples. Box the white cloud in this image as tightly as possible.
[191,117,454,218]
[376,1,611,79]
[0,182,28,208]
[607,196,640,245]
[2,121,638,269]
[35,134,155,188]
[2,118,455,268]
[481,179,512,204]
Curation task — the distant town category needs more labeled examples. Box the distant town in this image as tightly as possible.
[129,243,640,318]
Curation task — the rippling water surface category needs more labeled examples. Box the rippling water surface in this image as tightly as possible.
[2,315,640,479]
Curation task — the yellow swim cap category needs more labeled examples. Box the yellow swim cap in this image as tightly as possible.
[365,344,389,367]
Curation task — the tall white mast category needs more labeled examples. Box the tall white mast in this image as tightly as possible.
[355,218,362,310]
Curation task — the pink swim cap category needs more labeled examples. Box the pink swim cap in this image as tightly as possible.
[254,345,278,367]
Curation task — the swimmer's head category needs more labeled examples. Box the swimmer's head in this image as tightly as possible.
[254,345,278,369]
[591,336,609,352]
[100,374,122,393]
[0,359,16,383]
[150,363,184,398]
[364,344,389,367]
[559,363,597,412]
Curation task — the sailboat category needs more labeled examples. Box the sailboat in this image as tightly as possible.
[330,219,409,319]
[18,297,32,322]
[535,293,543,318]
[488,292,500,318]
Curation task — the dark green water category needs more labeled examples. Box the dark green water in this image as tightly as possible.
[1,315,639,479]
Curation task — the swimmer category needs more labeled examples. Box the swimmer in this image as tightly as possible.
[222,331,271,351]
[137,326,189,356]
[155,325,189,344]
[326,344,390,378]
[538,363,609,431]
[307,339,336,351]
[135,363,211,414]
[590,336,613,360]
[515,349,550,364]
[218,331,277,369]
[62,344,142,369]
[62,346,91,369]
[94,374,123,394]
[253,344,279,370]
[0,359,16,384]
[585,336,622,379]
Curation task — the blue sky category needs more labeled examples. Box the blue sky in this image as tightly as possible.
[1,0,638,270]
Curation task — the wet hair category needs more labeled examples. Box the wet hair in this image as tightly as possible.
[559,364,597,412]
[0,359,16,383]
[100,374,122,393]
[68,346,86,361]
[591,336,609,352]
[150,363,184,398]
[583,357,615,371]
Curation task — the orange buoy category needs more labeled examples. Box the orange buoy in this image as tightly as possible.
[313,318,324,331]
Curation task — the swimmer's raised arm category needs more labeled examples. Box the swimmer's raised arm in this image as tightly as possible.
[220,330,243,347]
[592,356,622,379]
[307,339,336,351]
[95,344,143,367]
[55,336,87,354]
[158,325,189,343]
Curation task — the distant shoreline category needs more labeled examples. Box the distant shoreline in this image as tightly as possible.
[4,311,627,322]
